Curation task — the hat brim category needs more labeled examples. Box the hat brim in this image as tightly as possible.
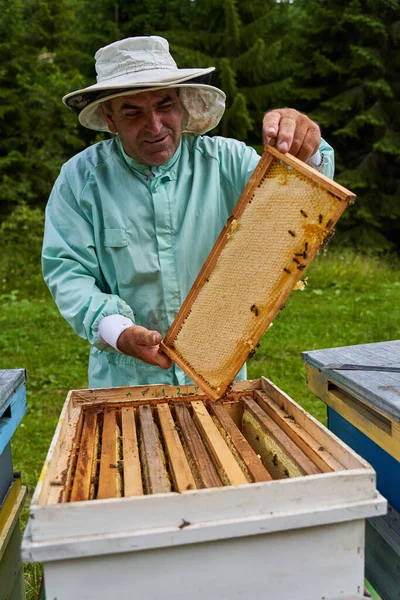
[63,67,215,107]
[70,83,226,135]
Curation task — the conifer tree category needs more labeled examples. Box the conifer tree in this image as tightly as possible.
[0,0,88,211]
[288,0,400,250]
[159,0,294,147]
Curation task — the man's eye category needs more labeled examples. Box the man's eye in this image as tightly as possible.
[159,103,173,111]
[123,112,140,118]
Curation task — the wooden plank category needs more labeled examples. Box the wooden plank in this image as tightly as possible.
[97,409,118,499]
[302,341,400,423]
[209,402,273,482]
[260,376,363,470]
[0,385,27,457]
[174,403,222,489]
[365,517,400,600]
[138,405,171,495]
[242,396,320,476]
[328,407,400,512]
[254,390,344,473]
[191,401,248,485]
[306,365,400,462]
[73,383,203,406]
[0,369,25,413]
[121,407,143,497]
[157,404,196,492]
[70,408,98,502]
[45,404,83,505]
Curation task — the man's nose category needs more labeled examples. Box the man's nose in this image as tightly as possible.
[145,110,163,134]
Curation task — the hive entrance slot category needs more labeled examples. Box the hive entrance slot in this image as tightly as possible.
[60,391,345,503]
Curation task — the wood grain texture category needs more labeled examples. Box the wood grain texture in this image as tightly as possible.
[261,376,363,470]
[157,403,196,492]
[0,368,25,411]
[70,408,98,502]
[121,407,143,497]
[46,404,83,505]
[191,401,248,485]
[174,403,222,489]
[328,407,400,513]
[365,511,400,600]
[254,390,344,473]
[97,410,118,499]
[209,402,272,482]
[306,365,400,462]
[72,384,203,406]
[242,396,320,476]
[302,341,400,423]
[138,405,171,495]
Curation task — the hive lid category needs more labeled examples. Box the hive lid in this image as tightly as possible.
[0,369,26,413]
[161,146,355,400]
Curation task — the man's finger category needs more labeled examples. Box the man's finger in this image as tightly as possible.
[262,110,282,145]
[275,116,296,154]
[130,325,162,347]
[136,344,173,369]
[296,126,321,162]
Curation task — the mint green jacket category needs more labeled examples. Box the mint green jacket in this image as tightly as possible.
[42,134,334,388]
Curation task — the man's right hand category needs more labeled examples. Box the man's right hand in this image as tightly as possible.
[117,325,172,369]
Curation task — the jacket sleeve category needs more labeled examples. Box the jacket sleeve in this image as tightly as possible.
[316,137,335,180]
[42,166,135,352]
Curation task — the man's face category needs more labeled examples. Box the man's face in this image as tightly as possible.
[102,89,183,166]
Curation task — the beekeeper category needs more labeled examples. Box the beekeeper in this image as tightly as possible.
[42,36,334,388]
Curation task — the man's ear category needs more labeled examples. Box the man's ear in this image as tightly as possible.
[100,104,118,134]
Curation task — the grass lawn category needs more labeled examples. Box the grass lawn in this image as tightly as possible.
[1,247,399,598]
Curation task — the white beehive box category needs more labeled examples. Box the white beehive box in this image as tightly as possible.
[22,378,386,600]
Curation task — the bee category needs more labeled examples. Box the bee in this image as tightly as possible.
[300,209,308,218]
[179,519,191,529]
[250,304,259,316]
[288,230,296,237]
[322,228,336,246]
[293,279,307,291]
[283,267,291,274]
[295,252,304,257]
[303,251,308,259]
[304,242,309,251]
[326,219,333,228]
[318,214,323,224]
[292,258,300,265]
[297,264,306,270]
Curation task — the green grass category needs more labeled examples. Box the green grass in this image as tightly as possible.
[1,246,399,598]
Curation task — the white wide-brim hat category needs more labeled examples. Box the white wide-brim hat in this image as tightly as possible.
[63,36,226,134]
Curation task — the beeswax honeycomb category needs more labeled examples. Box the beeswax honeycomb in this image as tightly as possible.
[162,148,354,399]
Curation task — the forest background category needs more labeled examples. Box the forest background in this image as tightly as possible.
[1,0,399,252]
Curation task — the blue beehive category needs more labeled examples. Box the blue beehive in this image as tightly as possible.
[303,341,400,600]
[0,369,27,600]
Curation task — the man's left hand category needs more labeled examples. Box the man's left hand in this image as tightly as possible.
[263,108,320,163]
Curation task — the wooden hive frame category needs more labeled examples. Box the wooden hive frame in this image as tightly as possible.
[36,378,367,506]
[161,146,356,400]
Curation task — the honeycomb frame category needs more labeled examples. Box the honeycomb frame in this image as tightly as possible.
[161,145,355,400]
